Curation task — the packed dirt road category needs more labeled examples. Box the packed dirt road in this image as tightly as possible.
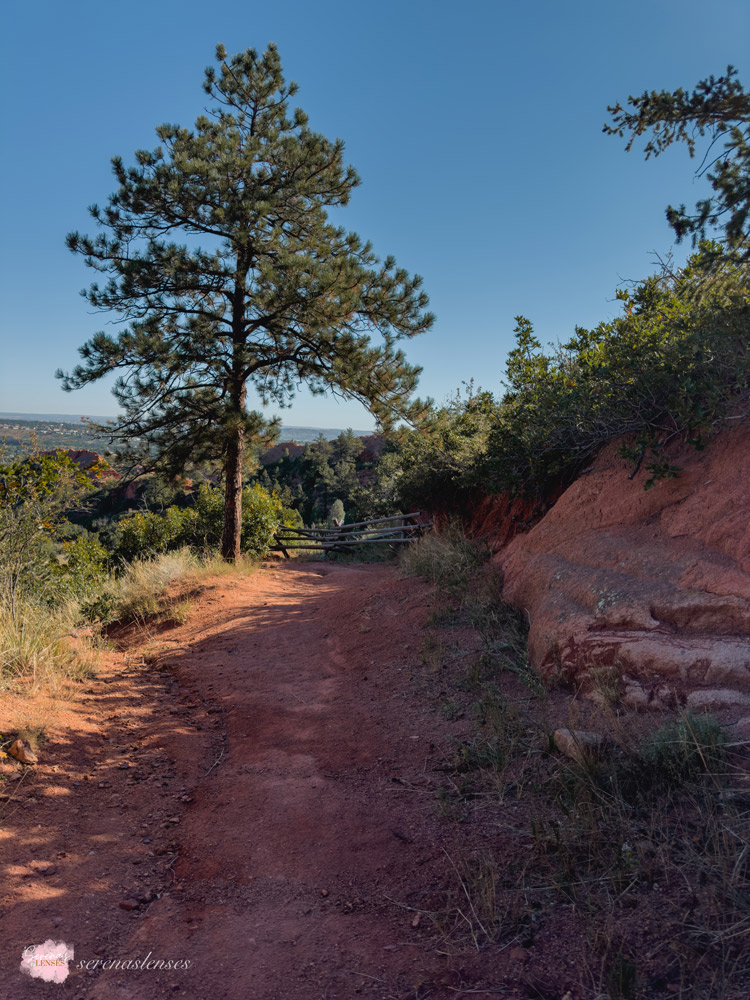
[0,562,510,1000]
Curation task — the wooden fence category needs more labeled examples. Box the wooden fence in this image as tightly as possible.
[272,512,431,558]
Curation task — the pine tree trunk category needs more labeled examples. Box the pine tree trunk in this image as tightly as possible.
[222,420,245,561]
[222,257,249,562]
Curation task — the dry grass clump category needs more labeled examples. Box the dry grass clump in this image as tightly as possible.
[92,548,258,626]
[399,524,486,593]
[1,548,258,687]
[108,548,203,623]
[0,598,94,689]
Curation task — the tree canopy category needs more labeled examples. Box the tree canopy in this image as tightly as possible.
[605,66,750,256]
[60,43,433,558]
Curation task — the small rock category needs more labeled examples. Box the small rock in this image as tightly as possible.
[410,913,420,928]
[554,728,603,761]
[42,864,58,876]
[320,889,328,897]
[7,739,38,765]
[118,898,140,911]
[622,682,651,710]
[687,689,750,711]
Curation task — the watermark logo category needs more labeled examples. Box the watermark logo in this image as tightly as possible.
[20,941,74,983]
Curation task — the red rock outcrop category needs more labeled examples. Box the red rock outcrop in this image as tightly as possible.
[258,441,306,465]
[496,423,750,709]
[467,491,555,549]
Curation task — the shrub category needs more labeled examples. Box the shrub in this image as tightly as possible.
[635,711,726,791]
[327,498,345,526]
[52,534,110,601]
[394,246,750,511]
[393,384,497,512]
[114,482,283,560]
[486,246,750,499]
[0,451,103,615]
[116,504,193,560]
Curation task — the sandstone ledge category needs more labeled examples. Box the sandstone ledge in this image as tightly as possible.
[496,422,750,708]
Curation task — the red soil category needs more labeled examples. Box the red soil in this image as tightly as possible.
[0,563,520,1000]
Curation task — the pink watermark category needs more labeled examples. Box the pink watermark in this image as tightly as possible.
[20,941,74,983]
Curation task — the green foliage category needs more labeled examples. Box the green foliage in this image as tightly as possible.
[117,505,191,561]
[605,66,750,255]
[0,451,103,616]
[393,247,749,509]
[53,534,110,602]
[256,429,387,523]
[393,383,497,510]
[115,483,283,560]
[61,42,433,559]
[485,247,750,498]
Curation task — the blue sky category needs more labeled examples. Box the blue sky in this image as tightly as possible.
[1,0,748,430]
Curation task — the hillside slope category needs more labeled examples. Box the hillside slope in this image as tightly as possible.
[497,422,750,710]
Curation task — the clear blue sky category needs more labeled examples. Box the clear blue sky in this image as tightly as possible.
[1,0,748,430]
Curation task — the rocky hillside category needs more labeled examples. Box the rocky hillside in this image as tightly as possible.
[496,422,750,712]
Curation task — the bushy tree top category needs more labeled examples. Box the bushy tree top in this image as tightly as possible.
[60,42,433,480]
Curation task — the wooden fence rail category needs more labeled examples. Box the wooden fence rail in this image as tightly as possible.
[272,511,431,558]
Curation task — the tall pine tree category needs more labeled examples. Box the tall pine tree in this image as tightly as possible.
[61,43,433,559]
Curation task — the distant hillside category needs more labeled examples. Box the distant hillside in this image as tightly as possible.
[0,417,114,457]
[278,425,374,444]
[0,412,118,424]
[0,414,374,458]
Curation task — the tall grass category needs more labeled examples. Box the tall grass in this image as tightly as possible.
[0,598,92,688]
[108,548,203,623]
[1,548,258,687]
[87,547,258,626]
[399,524,486,592]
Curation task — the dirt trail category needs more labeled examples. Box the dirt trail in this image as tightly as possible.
[1,563,499,1000]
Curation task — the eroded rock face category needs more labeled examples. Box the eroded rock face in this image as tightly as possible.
[496,424,750,708]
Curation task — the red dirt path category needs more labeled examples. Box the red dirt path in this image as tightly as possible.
[1,562,530,1000]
